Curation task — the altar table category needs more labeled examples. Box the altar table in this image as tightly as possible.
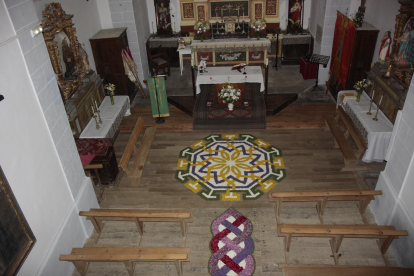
[177,45,192,75]
[338,90,393,163]
[191,38,271,66]
[80,96,131,139]
[196,66,265,94]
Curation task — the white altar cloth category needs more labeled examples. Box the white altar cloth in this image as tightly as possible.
[80,96,130,139]
[338,90,393,163]
[195,66,264,94]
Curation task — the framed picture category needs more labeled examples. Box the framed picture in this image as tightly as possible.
[0,166,36,275]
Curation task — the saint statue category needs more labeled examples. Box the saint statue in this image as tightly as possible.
[290,0,302,24]
[396,18,414,66]
[378,31,391,64]
[157,2,170,27]
[62,37,77,78]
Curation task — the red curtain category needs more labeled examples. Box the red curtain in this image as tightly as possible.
[328,12,356,89]
[338,21,356,85]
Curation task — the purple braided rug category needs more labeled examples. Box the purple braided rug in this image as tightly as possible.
[209,208,255,276]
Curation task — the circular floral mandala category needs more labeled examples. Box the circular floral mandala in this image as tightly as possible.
[176,134,286,201]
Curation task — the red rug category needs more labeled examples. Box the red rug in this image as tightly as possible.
[75,138,112,166]
[208,85,252,118]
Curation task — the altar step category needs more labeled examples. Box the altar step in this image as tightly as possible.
[265,93,298,117]
[167,96,195,117]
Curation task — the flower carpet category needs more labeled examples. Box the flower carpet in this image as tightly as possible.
[209,208,255,276]
[175,134,286,201]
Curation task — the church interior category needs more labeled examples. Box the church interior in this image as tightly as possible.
[1,0,414,275]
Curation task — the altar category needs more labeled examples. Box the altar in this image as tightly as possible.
[191,38,271,66]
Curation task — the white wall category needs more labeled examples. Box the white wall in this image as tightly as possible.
[0,1,99,275]
[133,0,151,84]
[363,0,399,63]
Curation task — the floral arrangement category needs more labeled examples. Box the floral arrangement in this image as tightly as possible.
[104,83,116,104]
[157,22,171,36]
[354,79,371,101]
[350,10,364,27]
[288,19,302,34]
[219,82,241,104]
[251,19,266,39]
[194,20,209,41]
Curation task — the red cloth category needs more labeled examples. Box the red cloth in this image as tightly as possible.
[330,13,343,73]
[300,57,318,80]
[338,21,356,85]
[75,138,112,166]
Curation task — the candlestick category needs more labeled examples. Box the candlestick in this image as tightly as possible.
[152,22,154,34]
[373,95,383,121]
[243,12,244,21]
[367,97,373,115]
[191,59,194,67]
[266,58,268,66]
[96,109,102,124]
[238,8,239,16]
[93,115,100,129]
[216,12,218,18]
[174,22,176,33]
[94,100,99,110]
[91,105,95,114]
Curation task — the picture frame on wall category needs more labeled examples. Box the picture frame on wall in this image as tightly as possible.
[0,166,36,276]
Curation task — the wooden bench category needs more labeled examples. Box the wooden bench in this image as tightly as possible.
[79,208,194,246]
[60,247,190,276]
[269,189,383,224]
[118,116,156,185]
[278,224,408,265]
[280,265,414,276]
[324,106,367,171]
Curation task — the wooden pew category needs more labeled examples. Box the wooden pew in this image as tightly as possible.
[278,224,408,265]
[60,247,190,276]
[280,265,414,276]
[118,116,156,185]
[79,208,194,246]
[269,189,383,224]
[324,106,367,171]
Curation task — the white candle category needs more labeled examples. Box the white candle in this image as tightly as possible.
[216,12,218,18]
[152,22,154,33]
[91,105,95,114]
[238,8,239,16]
[174,22,176,32]
[378,95,383,106]
[266,58,268,66]
[371,89,375,100]
[95,100,99,110]
[191,59,194,67]
[243,12,244,21]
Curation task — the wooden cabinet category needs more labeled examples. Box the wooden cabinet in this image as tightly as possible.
[90,28,136,102]
[329,22,379,99]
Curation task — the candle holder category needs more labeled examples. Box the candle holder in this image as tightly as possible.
[367,99,373,115]
[93,115,100,129]
[96,109,102,124]
[373,108,379,121]
[216,21,220,34]
[242,20,246,34]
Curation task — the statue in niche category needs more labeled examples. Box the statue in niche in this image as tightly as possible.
[61,37,77,79]
[78,41,90,73]
[378,31,391,64]
[157,1,170,27]
[290,0,302,24]
[396,18,414,66]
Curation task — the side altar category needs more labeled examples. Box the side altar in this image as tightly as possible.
[192,38,271,66]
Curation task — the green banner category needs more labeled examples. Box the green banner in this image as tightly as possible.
[147,77,170,118]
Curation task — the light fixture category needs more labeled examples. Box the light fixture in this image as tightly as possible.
[30,26,43,37]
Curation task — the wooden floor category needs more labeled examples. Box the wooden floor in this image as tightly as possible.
[74,126,397,276]
[119,103,337,132]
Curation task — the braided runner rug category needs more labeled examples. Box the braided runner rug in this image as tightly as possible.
[209,208,255,276]
[175,134,286,201]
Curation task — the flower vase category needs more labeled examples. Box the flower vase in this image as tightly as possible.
[356,90,362,102]
[228,103,234,111]
[110,95,115,105]
[200,34,204,42]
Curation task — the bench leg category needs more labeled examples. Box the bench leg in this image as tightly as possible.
[285,234,292,252]
[124,261,135,276]
[180,219,186,237]
[90,217,103,244]
[175,260,183,276]
[134,218,144,236]
[358,197,372,224]
[330,235,344,253]
[276,198,282,218]
[72,261,89,276]
[377,236,394,267]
